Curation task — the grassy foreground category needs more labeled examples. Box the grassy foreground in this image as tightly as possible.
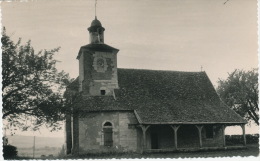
[64,144,259,159]
[8,144,259,159]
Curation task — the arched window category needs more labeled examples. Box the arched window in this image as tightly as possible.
[103,122,113,147]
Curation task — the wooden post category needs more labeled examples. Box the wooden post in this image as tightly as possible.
[195,125,203,148]
[142,128,146,153]
[241,124,246,146]
[170,125,180,150]
[140,125,150,153]
[222,125,226,147]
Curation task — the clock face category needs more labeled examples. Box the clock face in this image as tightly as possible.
[97,58,104,67]
[94,55,108,73]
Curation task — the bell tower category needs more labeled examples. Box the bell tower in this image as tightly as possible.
[77,16,119,96]
[88,16,105,44]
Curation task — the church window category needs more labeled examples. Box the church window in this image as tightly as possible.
[205,125,214,139]
[103,122,113,146]
[101,90,106,95]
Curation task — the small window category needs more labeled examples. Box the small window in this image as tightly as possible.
[101,90,106,95]
[205,125,214,139]
[103,122,113,147]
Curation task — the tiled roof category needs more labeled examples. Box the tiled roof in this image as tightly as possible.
[67,68,246,124]
[77,44,119,59]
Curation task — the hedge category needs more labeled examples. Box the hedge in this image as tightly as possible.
[225,134,259,145]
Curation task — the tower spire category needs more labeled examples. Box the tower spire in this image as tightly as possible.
[88,0,105,44]
[95,0,97,19]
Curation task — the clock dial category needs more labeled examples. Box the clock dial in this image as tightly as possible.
[97,58,104,67]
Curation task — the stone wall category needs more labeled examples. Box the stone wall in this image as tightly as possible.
[78,111,138,154]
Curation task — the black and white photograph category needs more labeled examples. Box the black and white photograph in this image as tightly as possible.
[1,0,259,160]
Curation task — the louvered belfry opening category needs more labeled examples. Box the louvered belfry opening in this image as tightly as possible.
[103,122,113,147]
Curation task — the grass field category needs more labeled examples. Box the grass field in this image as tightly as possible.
[63,144,259,159]
[17,147,61,158]
[9,144,259,160]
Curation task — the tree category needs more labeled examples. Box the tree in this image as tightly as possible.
[2,28,72,132]
[217,69,259,125]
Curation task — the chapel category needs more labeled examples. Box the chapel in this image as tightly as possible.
[64,16,247,155]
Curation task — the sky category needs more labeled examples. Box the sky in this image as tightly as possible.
[1,0,258,137]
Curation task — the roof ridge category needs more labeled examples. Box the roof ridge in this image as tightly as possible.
[81,43,118,49]
[118,68,205,73]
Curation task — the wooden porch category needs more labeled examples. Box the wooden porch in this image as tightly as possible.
[137,123,247,153]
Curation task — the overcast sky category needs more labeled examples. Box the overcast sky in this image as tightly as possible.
[1,0,258,136]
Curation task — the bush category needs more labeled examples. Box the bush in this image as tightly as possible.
[246,134,259,144]
[226,134,259,145]
[3,145,18,159]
